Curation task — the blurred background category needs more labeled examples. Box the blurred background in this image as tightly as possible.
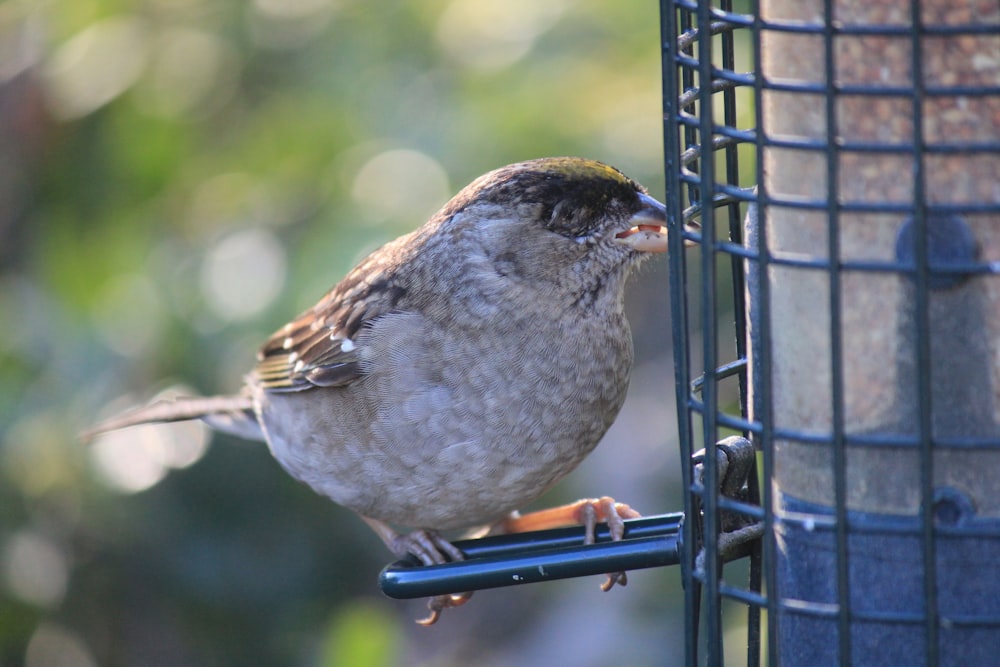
[0,1,698,665]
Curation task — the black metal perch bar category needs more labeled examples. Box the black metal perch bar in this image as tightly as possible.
[379,513,683,600]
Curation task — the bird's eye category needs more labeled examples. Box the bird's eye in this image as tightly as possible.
[573,233,598,247]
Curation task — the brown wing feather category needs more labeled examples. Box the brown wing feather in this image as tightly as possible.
[253,241,412,393]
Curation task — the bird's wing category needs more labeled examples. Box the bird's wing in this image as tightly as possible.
[254,251,410,393]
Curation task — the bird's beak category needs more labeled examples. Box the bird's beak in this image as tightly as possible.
[613,193,670,253]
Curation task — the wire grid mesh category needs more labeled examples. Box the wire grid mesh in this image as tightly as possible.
[661,0,1000,665]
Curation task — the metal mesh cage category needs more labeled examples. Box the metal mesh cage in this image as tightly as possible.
[661,0,1000,665]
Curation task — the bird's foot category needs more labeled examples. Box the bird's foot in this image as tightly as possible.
[361,516,471,626]
[390,528,465,566]
[499,496,641,591]
[417,591,473,627]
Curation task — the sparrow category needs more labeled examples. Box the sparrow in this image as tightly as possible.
[84,157,682,624]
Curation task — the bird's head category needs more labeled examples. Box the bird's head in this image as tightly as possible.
[411,157,673,316]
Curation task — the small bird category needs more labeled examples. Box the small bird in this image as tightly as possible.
[84,157,681,624]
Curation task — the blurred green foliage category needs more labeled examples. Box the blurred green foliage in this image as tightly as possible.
[0,1,695,665]
[320,601,400,667]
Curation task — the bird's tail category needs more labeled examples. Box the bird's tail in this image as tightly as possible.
[81,393,263,443]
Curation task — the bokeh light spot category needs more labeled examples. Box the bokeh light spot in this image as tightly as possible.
[134,27,238,119]
[254,0,338,19]
[90,426,170,493]
[89,389,210,494]
[436,0,572,71]
[3,530,69,608]
[249,0,340,50]
[200,228,287,322]
[351,149,450,224]
[24,623,96,667]
[42,15,148,119]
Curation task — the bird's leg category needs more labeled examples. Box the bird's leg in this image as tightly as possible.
[498,496,640,591]
[362,516,465,564]
[360,516,471,625]
[499,496,639,538]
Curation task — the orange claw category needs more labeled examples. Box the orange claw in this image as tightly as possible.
[499,496,641,592]
[417,591,473,626]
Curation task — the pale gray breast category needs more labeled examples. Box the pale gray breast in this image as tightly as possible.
[255,309,634,531]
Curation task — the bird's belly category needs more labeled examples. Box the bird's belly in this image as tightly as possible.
[254,373,627,531]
